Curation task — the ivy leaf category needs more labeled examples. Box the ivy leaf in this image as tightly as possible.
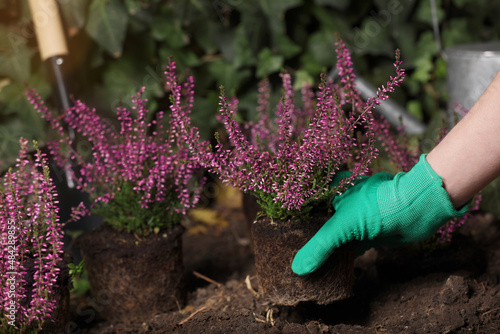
[0,49,34,83]
[256,48,284,78]
[293,69,314,90]
[58,0,89,33]
[314,0,349,10]
[207,60,252,92]
[191,91,220,140]
[305,30,338,67]
[258,0,301,37]
[416,0,444,25]
[412,56,433,83]
[393,25,417,66]
[406,29,438,79]
[350,17,394,56]
[239,8,268,55]
[451,0,476,8]
[0,71,51,168]
[188,0,205,12]
[102,60,140,100]
[0,28,34,83]
[275,34,301,58]
[0,72,51,116]
[258,0,301,17]
[93,55,163,117]
[434,56,447,79]
[442,19,474,48]
[415,31,438,57]
[299,52,324,78]
[158,47,201,70]
[151,17,188,48]
[233,26,255,68]
[214,28,236,62]
[237,88,260,121]
[124,0,142,14]
[405,100,423,121]
[85,0,129,58]
[191,17,219,54]
[312,7,351,36]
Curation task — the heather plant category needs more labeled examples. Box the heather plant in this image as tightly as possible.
[27,88,204,236]
[0,139,71,333]
[167,39,405,220]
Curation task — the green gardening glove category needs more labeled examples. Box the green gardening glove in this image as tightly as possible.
[292,154,470,276]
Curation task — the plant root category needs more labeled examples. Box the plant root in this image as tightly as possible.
[178,306,207,326]
[193,271,221,287]
[245,275,259,297]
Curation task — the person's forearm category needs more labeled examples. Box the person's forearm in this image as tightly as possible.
[427,70,500,208]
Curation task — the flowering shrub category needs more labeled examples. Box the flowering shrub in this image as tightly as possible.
[28,88,204,235]
[167,39,405,220]
[0,139,65,332]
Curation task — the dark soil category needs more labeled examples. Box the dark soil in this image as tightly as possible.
[77,223,185,324]
[252,215,354,306]
[73,198,500,334]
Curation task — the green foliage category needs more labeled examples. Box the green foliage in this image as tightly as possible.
[68,259,85,278]
[0,27,34,83]
[253,189,333,221]
[90,178,191,235]
[58,0,88,31]
[0,0,496,133]
[256,48,284,78]
[85,0,129,57]
[68,260,90,297]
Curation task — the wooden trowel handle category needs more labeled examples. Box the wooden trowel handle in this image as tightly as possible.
[28,0,68,61]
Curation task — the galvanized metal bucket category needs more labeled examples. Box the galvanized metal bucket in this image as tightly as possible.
[445,42,500,123]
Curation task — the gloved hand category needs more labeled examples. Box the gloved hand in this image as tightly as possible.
[292,154,470,276]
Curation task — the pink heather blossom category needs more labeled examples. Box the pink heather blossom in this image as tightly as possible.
[28,86,204,234]
[436,194,482,243]
[167,39,405,218]
[372,115,419,173]
[0,138,65,332]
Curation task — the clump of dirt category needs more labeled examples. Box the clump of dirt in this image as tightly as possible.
[252,215,354,306]
[80,206,500,334]
[78,223,185,324]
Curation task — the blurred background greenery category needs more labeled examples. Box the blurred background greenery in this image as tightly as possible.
[1,0,499,214]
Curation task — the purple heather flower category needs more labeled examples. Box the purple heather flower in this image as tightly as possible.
[167,39,406,218]
[28,83,204,233]
[372,115,419,173]
[436,194,482,243]
[0,138,65,332]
